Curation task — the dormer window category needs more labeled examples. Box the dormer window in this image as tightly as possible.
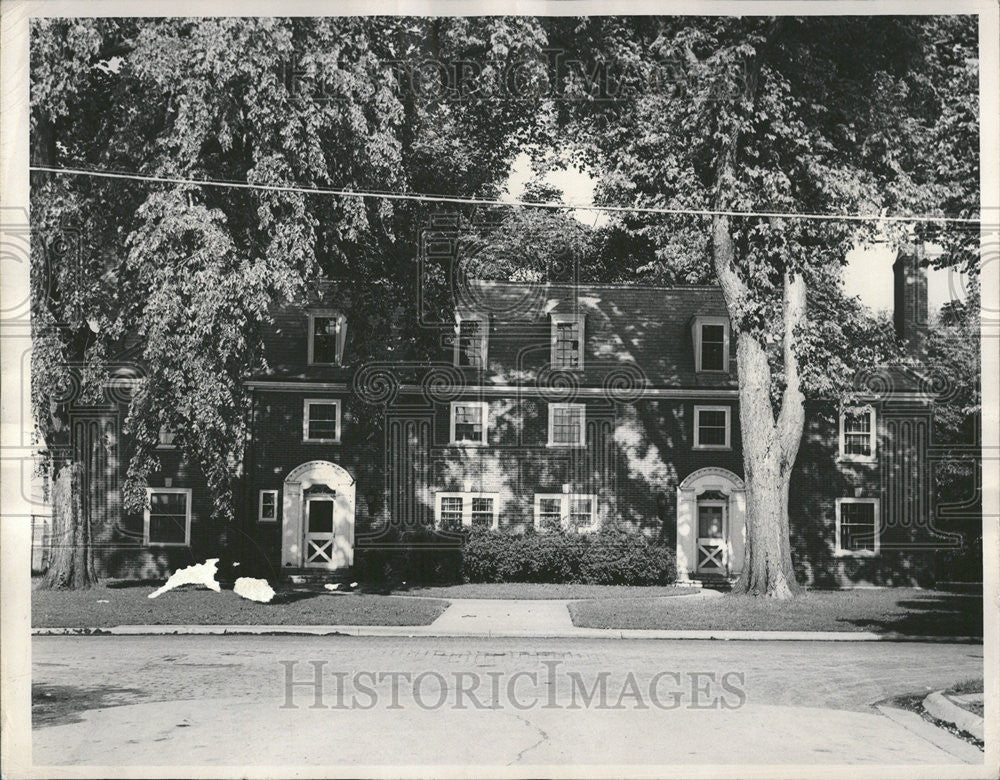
[692,316,730,373]
[454,312,488,368]
[550,313,584,369]
[308,312,347,365]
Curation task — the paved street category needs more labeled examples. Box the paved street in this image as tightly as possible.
[31,635,984,767]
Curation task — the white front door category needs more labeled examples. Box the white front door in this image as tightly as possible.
[696,501,727,574]
[304,496,337,568]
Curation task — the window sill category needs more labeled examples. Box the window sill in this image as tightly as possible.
[837,456,877,465]
[546,442,587,449]
[303,438,341,444]
[695,369,730,374]
[449,441,487,447]
[257,518,278,524]
[834,549,879,558]
[307,361,344,367]
[693,444,731,451]
[145,541,191,548]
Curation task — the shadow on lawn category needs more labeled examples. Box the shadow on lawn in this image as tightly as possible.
[837,594,983,637]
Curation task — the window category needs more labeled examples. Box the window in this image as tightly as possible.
[157,425,177,449]
[839,406,877,462]
[144,488,191,546]
[533,493,599,533]
[692,316,730,372]
[308,312,347,365]
[550,313,584,369]
[835,498,880,555]
[435,492,500,529]
[548,403,586,447]
[450,401,488,445]
[303,399,341,443]
[454,313,488,368]
[694,405,731,449]
[258,490,278,523]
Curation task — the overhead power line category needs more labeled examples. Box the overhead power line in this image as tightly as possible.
[29,165,980,225]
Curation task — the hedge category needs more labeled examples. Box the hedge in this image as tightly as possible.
[355,524,675,585]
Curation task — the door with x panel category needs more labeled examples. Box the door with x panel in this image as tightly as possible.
[304,496,338,568]
[696,501,728,574]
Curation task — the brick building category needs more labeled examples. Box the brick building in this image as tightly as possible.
[63,247,965,586]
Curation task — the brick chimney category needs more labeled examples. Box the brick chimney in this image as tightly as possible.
[893,243,929,358]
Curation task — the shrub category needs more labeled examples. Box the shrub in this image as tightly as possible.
[462,526,674,585]
[354,523,462,585]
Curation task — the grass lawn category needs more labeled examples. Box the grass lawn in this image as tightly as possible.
[569,588,983,636]
[385,583,700,600]
[32,583,448,628]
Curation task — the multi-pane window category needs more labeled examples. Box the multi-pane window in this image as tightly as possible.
[537,498,562,531]
[569,498,594,530]
[549,403,585,446]
[835,498,879,555]
[435,492,500,529]
[694,406,730,449]
[145,488,191,546]
[470,497,494,527]
[439,496,464,530]
[693,317,729,372]
[258,490,278,523]
[533,494,599,532]
[456,317,487,367]
[550,315,584,369]
[303,400,341,443]
[839,407,876,461]
[450,401,488,445]
[309,312,347,365]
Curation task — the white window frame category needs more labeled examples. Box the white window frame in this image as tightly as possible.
[157,424,177,449]
[307,311,347,366]
[303,398,342,443]
[434,491,501,529]
[144,487,192,547]
[258,489,279,523]
[838,405,877,463]
[693,405,732,450]
[550,312,585,370]
[548,403,586,447]
[449,400,489,446]
[454,311,489,368]
[692,316,730,373]
[834,497,880,557]
[533,493,600,533]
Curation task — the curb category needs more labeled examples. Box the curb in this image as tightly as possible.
[31,625,984,642]
[875,704,984,764]
[923,690,985,741]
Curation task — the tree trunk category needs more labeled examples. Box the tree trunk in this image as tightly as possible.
[39,462,99,589]
[730,334,800,598]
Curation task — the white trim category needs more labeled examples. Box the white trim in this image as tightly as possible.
[449,400,489,446]
[692,316,730,373]
[547,402,586,447]
[533,493,600,533]
[834,497,880,557]
[144,487,192,547]
[693,405,732,450]
[303,398,342,443]
[549,312,585,369]
[307,311,347,366]
[838,405,877,463]
[258,489,279,523]
[454,311,489,368]
[434,491,501,529]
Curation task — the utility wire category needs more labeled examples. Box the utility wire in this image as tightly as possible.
[29,165,981,225]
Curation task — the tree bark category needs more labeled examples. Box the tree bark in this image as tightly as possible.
[39,462,99,589]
